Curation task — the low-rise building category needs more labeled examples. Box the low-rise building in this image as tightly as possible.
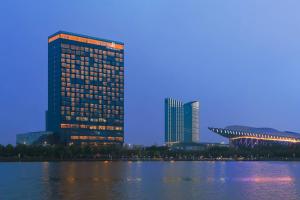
[16,131,53,145]
[170,142,228,151]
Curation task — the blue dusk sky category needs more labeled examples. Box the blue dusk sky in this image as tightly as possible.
[1,0,300,145]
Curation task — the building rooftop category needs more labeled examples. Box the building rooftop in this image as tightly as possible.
[48,30,124,45]
[224,125,300,139]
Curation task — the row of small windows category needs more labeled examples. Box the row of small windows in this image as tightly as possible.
[61,59,122,67]
[61,95,123,103]
[61,99,123,106]
[61,123,123,131]
[60,84,123,97]
[61,85,123,93]
[61,88,123,96]
[61,111,123,117]
[60,102,123,113]
[61,74,123,81]
[70,136,123,142]
[61,102,123,108]
[61,85,122,92]
[60,102,124,114]
[62,108,123,114]
[61,78,123,88]
[61,65,124,75]
[61,92,122,99]
[61,44,123,57]
[61,55,123,63]
[61,104,123,110]
[60,50,123,65]
[63,115,123,122]
[61,58,123,66]
[62,110,123,116]
[61,110,123,118]
[61,62,123,70]
[61,74,123,83]
[62,113,123,121]
[61,96,123,102]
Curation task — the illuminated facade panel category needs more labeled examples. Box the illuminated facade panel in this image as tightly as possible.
[47,31,124,145]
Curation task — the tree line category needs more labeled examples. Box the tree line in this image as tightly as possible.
[1,144,300,161]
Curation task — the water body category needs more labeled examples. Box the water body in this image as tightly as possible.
[0,161,299,200]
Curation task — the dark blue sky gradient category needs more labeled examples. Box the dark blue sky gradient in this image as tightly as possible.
[1,0,300,145]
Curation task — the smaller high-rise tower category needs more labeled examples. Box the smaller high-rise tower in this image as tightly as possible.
[164,98,200,145]
[184,101,200,143]
[165,98,184,145]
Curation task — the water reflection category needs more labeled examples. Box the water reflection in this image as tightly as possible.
[0,161,300,200]
[238,176,294,183]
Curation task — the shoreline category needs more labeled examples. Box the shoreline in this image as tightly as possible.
[1,158,300,162]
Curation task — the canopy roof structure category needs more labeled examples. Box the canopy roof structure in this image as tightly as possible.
[209,126,300,144]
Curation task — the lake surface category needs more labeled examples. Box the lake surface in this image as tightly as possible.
[0,161,299,200]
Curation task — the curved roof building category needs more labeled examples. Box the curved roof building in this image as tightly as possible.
[208,126,300,147]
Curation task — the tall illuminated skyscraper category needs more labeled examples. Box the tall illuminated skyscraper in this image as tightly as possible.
[47,31,124,145]
[165,98,199,145]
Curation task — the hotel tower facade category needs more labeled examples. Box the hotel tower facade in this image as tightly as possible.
[47,31,124,145]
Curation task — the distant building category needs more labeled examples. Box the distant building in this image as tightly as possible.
[165,98,200,145]
[170,142,228,151]
[184,101,200,143]
[123,143,145,150]
[16,131,52,145]
[165,98,184,145]
[46,31,124,145]
[209,125,300,147]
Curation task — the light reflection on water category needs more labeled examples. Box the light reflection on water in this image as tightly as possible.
[0,161,299,200]
[237,176,294,183]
